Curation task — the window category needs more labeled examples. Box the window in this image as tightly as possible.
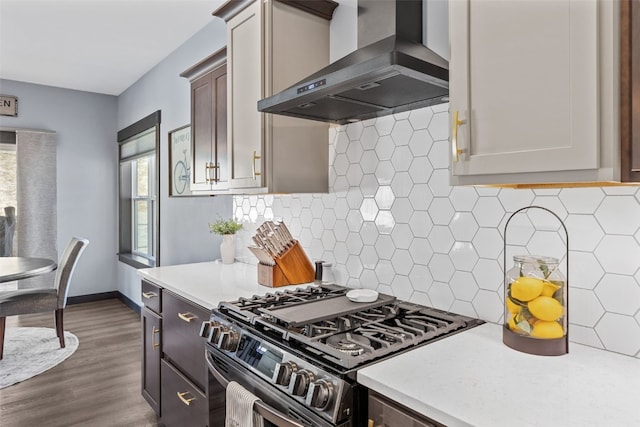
[132,154,155,258]
[118,111,160,268]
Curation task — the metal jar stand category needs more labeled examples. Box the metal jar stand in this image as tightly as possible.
[503,206,569,356]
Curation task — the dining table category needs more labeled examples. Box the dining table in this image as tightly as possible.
[0,257,58,283]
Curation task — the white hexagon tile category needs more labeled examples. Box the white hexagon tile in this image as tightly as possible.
[233,105,640,358]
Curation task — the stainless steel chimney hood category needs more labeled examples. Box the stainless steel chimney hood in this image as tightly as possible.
[258,0,449,125]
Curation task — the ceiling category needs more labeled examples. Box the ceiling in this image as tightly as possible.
[0,0,226,96]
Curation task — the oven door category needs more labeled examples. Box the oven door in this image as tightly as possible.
[206,345,348,427]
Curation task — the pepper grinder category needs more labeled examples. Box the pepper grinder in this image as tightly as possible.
[314,260,324,282]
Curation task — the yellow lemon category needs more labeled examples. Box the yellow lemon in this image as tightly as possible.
[528,296,564,321]
[541,281,561,297]
[506,297,521,314]
[510,276,544,302]
[531,320,564,339]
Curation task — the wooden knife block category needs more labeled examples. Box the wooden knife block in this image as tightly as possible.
[257,240,314,287]
[275,240,315,285]
[257,263,290,288]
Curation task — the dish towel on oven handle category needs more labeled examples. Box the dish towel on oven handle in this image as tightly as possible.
[226,381,265,427]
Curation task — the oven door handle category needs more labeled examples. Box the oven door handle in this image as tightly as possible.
[206,351,306,427]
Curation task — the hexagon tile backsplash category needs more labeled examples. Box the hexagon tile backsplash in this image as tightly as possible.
[233,104,640,359]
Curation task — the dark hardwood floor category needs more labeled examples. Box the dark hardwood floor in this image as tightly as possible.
[0,299,157,427]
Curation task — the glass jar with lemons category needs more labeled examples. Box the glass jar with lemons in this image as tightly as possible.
[504,255,568,356]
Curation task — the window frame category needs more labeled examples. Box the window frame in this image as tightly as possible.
[117,111,161,269]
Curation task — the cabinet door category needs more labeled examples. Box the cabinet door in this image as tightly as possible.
[191,65,229,192]
[142,306,162,415]
[162,290,209,391]
[449,0,598,181]
[214,65,229,186]
[191,72,214,191]
[227,0,264,190]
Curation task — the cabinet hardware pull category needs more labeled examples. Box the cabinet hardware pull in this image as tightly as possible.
[142,291,156,299]
[178,312,197,323]
[177,391,195,406]
[212,163,219,183]
[451,110,466,162]
[151,326,160,350]
[252,150,261,180]
[205,162,212,183]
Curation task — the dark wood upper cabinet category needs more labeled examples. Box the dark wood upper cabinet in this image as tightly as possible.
[621,0,640,182]
[180,47,228,193]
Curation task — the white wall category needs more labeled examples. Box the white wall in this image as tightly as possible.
[116,20,233,304]
[0,79,118,297]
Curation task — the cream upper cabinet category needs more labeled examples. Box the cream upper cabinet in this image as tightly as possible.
[216,0,333,194]
[449,0,620,186]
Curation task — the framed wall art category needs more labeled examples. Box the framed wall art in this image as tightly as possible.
[168,125,192,196]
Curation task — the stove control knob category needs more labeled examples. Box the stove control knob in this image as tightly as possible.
[217,329,239,352]
[207,323,222,345]
[288,370,315,396]
[199,321,211,338]
[306,379,333,410]
[272,361,298,386]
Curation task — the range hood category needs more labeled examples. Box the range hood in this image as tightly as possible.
[258,0,449,125]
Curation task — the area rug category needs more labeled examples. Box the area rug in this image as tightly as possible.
[0,327,79,389]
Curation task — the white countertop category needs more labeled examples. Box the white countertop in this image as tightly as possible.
[358,323,640,427]
[137,261,312,310]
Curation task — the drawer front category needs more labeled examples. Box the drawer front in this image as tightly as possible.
[162,290,209,390]
[161,359,208,427]
[141,280,162,314]
[369,391,443,427]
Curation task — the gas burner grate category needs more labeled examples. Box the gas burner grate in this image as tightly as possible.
[357,323,417,348]
[214,285,483,370]
[226,284,347,312]
[326,333,372,356]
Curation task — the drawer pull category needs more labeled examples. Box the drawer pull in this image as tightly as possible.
[177,391,195,406]
[178,312,197,323]
[151,326,160,350]
[142,291,157,299]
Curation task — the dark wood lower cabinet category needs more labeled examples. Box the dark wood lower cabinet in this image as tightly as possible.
[141,281,212,426]
[161,359,209,427]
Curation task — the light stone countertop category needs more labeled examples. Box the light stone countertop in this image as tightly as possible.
[358,322,640,427]
[137,261,313,310]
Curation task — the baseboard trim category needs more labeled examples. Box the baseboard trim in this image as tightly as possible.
[67,291,119,305]
[67,291,141,314]
[118,292,141,314]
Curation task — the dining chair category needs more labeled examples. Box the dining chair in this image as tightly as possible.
[0,237,89,360]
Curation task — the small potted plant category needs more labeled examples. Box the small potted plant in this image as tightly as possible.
[209,217,243,264]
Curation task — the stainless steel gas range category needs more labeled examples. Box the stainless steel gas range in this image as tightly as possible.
[201,284,483,426]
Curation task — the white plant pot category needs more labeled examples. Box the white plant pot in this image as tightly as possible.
[220,234,235,264]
